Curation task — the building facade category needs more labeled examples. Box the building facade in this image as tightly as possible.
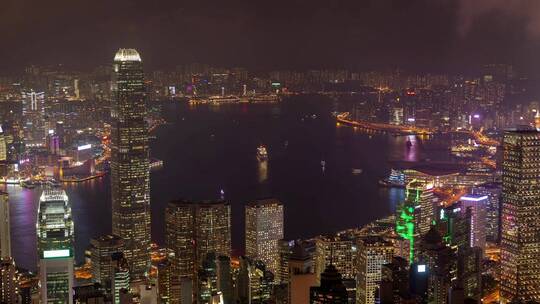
[356,237,394,304]
[0,192,10,259]
[165,200,231,282]
[501,130,540,301]
[245,199,284,279]
[90,234,125,289]
[0,257,18,303]
[37,189,74,304]
[110,48,151,279]
[314,235,355,281]
[395,180,436,262]
[459,194,487,252]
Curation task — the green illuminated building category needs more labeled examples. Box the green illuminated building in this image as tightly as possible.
[395,180,436,263]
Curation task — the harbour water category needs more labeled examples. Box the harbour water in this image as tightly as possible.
[2,95,452,271]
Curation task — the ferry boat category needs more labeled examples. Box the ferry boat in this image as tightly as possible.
[379,169,406,188]
[188,97,209,105]
[352,168,363,175]
[257,145,268,162]
[250,94,280,103]
[209,95,240,105]
[150,158,164,170]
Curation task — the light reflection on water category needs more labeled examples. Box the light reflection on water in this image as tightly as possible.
[3,97,450,271]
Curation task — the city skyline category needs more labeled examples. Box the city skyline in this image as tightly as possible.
[0,5,538,300]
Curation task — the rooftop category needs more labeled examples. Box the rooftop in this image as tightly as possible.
[114,48,142,62]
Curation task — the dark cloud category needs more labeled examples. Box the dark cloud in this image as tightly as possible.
[456,0,540,37]
[0,0,538,72]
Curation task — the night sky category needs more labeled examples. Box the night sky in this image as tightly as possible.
[2,0,540,72]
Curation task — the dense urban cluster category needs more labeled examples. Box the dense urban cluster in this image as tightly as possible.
[0,47,540,304]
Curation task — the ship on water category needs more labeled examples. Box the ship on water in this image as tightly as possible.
[250,94,281,103]
[188,97,209,105]
[257,145,268,162]
[209,95,241,105]
[379,169,406,188]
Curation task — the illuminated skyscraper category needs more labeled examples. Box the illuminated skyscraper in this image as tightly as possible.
[111,253,130,304]
[0,257,18,303]
[216,255,233,304]
[314,235,356,281]
[165,200,231,281]
[417,228,455,304]
[37,189,74,304]
[356,236,394,304]
[110,48,151,279]
[395,180,436,263]
[90,234,125,289]
[0,125,6,162]
[501,130,540,302]
[245,199,284,278]
[459,194,487,252]
[471,184,501,242]
[0,192,10,259]
[21,89,45,143]
[235,257,273,304]
[157,259,175,304]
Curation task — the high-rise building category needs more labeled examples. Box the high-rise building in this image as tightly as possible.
[0,192,10,259]
[216,255,233,304]
[409,181,436,236]
[459,194,487,252]
[157,259,175,304]
[245,199,284,278]
[314,235,355,281]
[471,184,501,242]
[396,180,436,262]
[501,130,540,302]
[440,202,471,253]
[198,253,218,303]
[379,257,413,304]
[288,242,317,304]
[165,200,231,281]
[112,253,130,304]
[457,247,482,301]
[234,257,273,304]
[90,234,125,289]
[110,48,151,279]
[197,253,234,304]
[0,125,6,162]
[417,227,455,304]
[0,257,19,303]
[309,264,348,304]
[356,237,394,304]
[21,90,45,143]
[36,189,74,304]
[277,240,292,285]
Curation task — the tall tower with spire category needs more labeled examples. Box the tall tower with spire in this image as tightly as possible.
[110,48,151,279]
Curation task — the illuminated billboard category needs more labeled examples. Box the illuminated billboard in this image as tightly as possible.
[77,144,92,151]
[43,249,71,258]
